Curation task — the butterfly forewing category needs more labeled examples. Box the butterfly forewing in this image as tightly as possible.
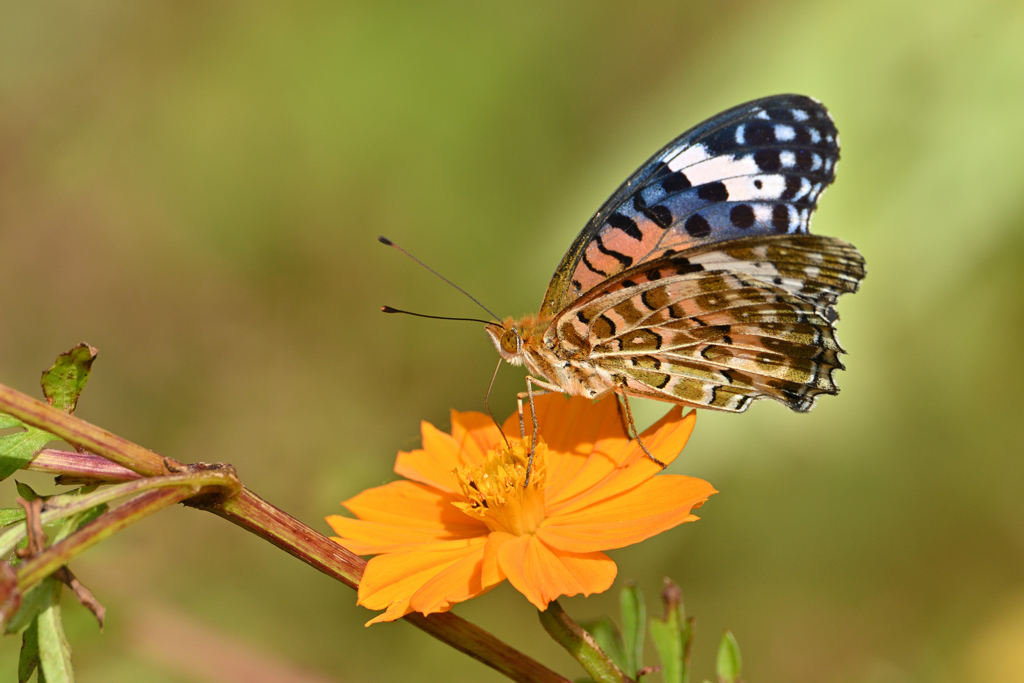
[539,94,841,319]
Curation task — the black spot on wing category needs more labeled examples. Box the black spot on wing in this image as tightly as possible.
[662,171,691,193]
[684,214,712,237]
[697,181,729,202]
[730,204,755,229]
[607,212,643,241]
[772,205,790,232]
[754,149,782,172]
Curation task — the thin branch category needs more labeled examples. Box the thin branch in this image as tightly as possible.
[0,384,176,476]
[2,382,571,683]
[0,469,240,558]
[15,487,194,592]
[203,489,570,683]
[28,449,140,483]
[539,600,633,683]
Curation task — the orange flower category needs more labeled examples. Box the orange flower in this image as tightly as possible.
[327,394,715,625]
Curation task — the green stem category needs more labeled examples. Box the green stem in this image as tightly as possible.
[539,600,633,683]
[0,384,175,476]
[0,470,240,557]
[16,487,193,591]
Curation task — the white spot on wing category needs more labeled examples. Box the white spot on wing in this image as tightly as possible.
[808,127,821,143]
[753,204,772,224]
[780,151,796,168]
[774,125,795,142]
[682,155,759,184]
[755,110,771,120]
[792,109,810,122]
[734,124,746,145]
[666,144,710,171]
[723,174,785,200]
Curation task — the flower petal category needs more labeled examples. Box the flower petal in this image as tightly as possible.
[357,537,488,624]
[552,408,696,516]
[327,514,484,555]
[342,480,483,531]
[409,539,506,615]
[495,533,617,610]
[538,474,716,552]
[394,421,463,492]
[450,409,504,465]
[501,394,631,499]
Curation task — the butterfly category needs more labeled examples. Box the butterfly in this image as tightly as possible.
[484,94,865,457]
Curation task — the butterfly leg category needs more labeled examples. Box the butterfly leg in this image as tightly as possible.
[618,391,668,469]
[516,376,562,486]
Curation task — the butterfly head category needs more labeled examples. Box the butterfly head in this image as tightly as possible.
[485,319,526,367]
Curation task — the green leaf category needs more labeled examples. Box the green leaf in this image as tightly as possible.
[0,428,55,482]
[16,481,42,502]
[37,579,74,682]
[716,630,741,683]
[0,508,27,527]
[619,582,645,677]
[7,580,56,635]
[19,619,40,683]
[0,413,23,430]
[579,616,626,672]
[40,344,98,415]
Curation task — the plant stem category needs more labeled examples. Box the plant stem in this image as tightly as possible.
[0,470,240,558]
[202,489,571,683]
[16,487,193,591]
[0,384,175,476]
[28,449,140,483]
[539,600,633,683]
[1,382,571,683]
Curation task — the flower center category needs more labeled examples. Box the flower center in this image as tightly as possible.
[453,439,548,536]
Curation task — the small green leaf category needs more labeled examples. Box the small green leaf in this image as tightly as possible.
[620,582,645,677]
[0,413,23,430]
[579,616,627,672]
[0,428,55,482]
[0,508,27,527]
[18,619,40,683]
[7,580,56,635]
[16,481,42,502]
[41,344,98,415]
[37,579,74,682]
[716,630,741,683]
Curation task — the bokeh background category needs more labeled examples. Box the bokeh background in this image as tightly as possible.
[2,1,1023,681]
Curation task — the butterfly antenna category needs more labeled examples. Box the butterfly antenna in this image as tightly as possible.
[380,306,493,325]
[378,236,502,323]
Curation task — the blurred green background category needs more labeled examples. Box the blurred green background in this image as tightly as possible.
[2,1,1023,681]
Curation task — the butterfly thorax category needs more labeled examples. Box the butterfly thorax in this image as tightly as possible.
[486,315,617,399]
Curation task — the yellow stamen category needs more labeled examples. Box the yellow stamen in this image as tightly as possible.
[453,439,548,536]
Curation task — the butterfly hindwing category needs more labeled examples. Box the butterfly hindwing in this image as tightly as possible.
[539,94,840,319]
[545,234,864,412]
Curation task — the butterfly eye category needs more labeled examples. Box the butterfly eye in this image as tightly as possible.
[500,330,520,355]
